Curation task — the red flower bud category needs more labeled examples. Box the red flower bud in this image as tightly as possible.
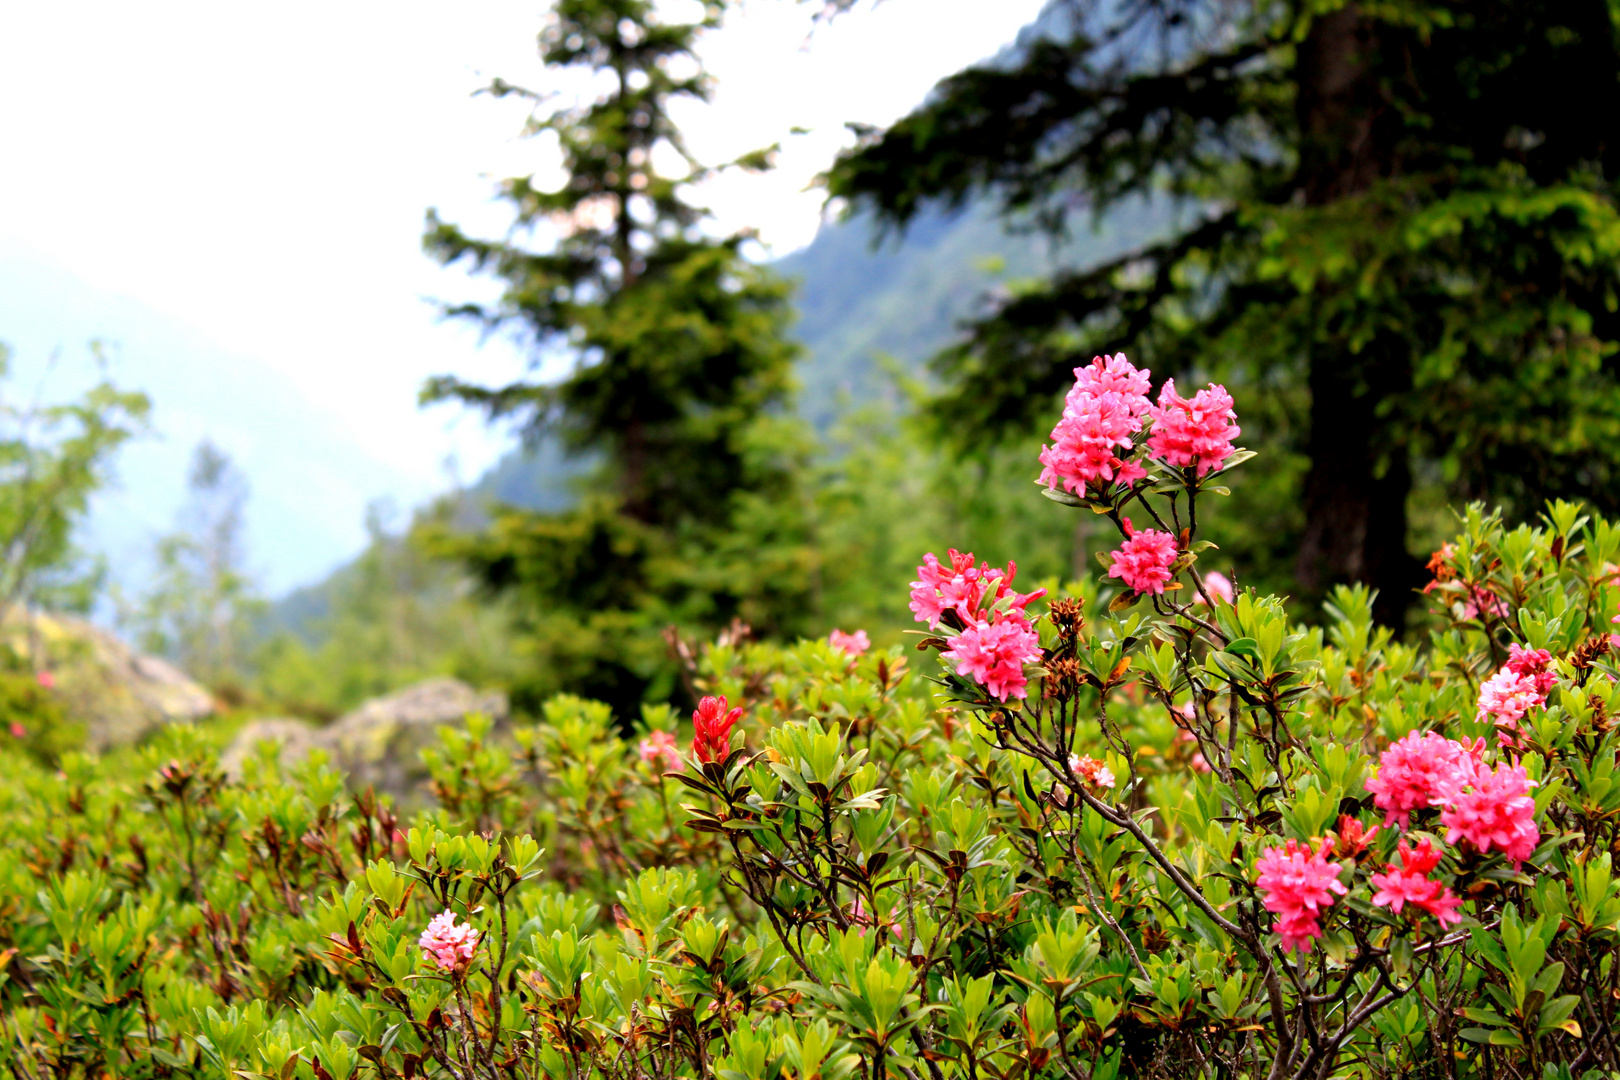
[692,695,743,764]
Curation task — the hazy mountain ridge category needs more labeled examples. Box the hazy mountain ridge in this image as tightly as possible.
[261,192,1172,640]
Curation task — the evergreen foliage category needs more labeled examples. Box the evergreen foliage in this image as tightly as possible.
[421,0,816,714]
[827,0,1620,626]
[122,441,262,691]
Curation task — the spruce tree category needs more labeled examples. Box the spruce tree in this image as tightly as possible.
[826,0,1620,626]
[423,0,812,711]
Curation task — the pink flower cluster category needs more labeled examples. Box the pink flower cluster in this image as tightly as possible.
[1067,753,1117,789]
[1460,587,1511,621]
[1254,839,1348,953]
[1106,519,1180,595]
[637,730,682,772]
[1369,839,1464,928]
[911,550,1048,701]
[943,613,1043,702]
[1476,644,1556,746]
[1420,544,1511,621]
[1146,380,1241,477]
[1038,354,1153,494]
[419,912,480,972]
[1441,761,1540,864]
[1365,730,1541,865]
[909,550,1046,630]
[829,628,870,657]
[1038,354,1241,494]
[1364,731,1482,828]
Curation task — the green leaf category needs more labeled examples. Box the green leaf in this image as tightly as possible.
[1224,637,1260,659]
[1108,591,1140,612]
[1041,486,1087,508]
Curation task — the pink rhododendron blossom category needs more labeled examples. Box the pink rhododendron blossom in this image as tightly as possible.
[1067,753,1116,789]
[1197,571,1235,605]
[1146,380,1240,477]
[637,730,682,772]
[692,696,744,764]
[1477,645,1557,746]
[8,722,23,739]
[1106,519,1179,595]
[419,912,480,971]
[1441,761,1540,865]
[1038,354,1153,494]
[1255,839,1348,954]
[909,550,1045,629]
[34,670,54,689]
[1364,731,1482,828]
[1504,643,1556,687]
[943,612,1043,701]
[1076,352,1154,400]
[1455,586,1510,621]
[828,629,871,657]
[1369,839,1464,927]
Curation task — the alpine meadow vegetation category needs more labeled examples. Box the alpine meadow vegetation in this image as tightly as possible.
[8,2,1620,1079]
[6,360,1620,1080]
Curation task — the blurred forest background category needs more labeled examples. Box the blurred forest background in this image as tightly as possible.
[5,0,1619,726]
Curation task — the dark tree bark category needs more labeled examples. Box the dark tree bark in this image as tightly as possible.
[1290,5,1421,624]
[1293,341,1425,627]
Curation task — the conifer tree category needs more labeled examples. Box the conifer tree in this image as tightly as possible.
[827,0,1620,626]
[423,0,812,711]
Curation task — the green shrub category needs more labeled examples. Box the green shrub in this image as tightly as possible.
[6,419,1620,1078]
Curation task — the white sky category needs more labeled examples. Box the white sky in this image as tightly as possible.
[0,0,1045,589]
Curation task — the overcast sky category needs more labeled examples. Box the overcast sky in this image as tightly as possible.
[0,0,1045,590]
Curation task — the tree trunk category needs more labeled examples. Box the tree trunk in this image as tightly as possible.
[1293,345,1422,627]
[1291,5,1419,625]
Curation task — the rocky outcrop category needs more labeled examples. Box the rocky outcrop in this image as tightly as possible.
[219,717,321,777]
[11,611,214,751]
[222,677,508,801]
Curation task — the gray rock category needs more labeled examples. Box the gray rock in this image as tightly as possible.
[14,611,214,751]
[221,677,507,801]
[219,717,320,778]
[324,678,507,799]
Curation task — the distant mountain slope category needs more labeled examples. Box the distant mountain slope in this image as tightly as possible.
[0,239,444,595]
[263,194,1175,637]
[782,199,1170,426]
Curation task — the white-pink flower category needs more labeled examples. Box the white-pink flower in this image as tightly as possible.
[419,912,480,972]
